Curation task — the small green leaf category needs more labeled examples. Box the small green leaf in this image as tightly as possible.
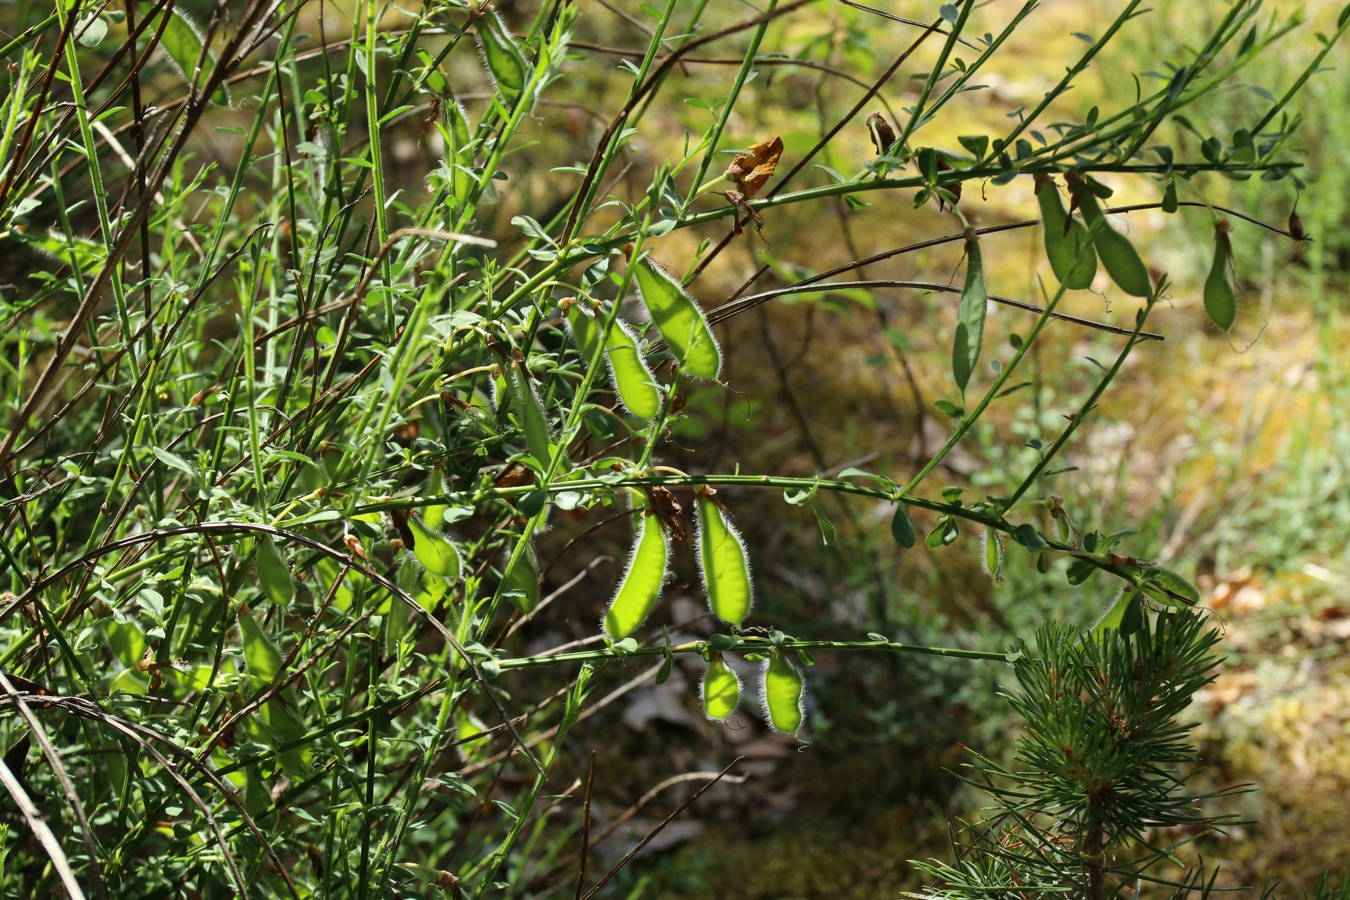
[1011,524,1047,551]
[151,446,196,479]
[810,501,835,546]
[708,633,738,652]
[890,504,916,548]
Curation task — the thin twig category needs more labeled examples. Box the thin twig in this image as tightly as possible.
[578,757,744,900]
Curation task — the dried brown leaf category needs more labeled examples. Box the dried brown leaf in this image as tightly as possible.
[866,113,895,156]
[726,136,783,200]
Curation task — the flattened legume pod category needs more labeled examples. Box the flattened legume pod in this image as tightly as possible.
[980,526,1003,584]
[952,230,988,394]
[501,541,540,614]
[605,318,663,420]
[446,99,476,206]
[1074,182,1153,298]
[701,653,742,722]
[423,468,449,531]
[761,648,805,734]
[255,534,293,607]
[603,493,670,640]
[632,252,721,380]
[1036,174,1097,290]
[696,489,753,627]
[407,514,462,579]
[470,7,528,105]
[563,297,603,366]
[1203,221,1236,332]
[239,608,284,682]
[502,355,553,466]
[1141,566,1200,608]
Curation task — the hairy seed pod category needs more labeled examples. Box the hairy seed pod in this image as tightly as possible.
[1075,185,1153,298]
[1035,175,1097,290]
[1141,566,1200,608]
[563,297,603,366]
[501,353,553,466]
[423,468,450,531]
[980,526,1004,584]
[140,4,231,106]
[501,542,540,614]
[446,99,476,206]
[239,608,284,682]
[1203,220,1236,332]
[696,490,753,627]
[632,252,721,380]
[240,612,309,776]
[952,229,988,394]
[761,648,805,734]
[470,7,528,104]
[603,493,670,640]
[701,653,742,722]
[255,535,293,607]
[604,318,663,420]
[407,515,462,579]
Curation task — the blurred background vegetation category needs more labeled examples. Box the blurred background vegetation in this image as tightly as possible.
[1,0,1348,895]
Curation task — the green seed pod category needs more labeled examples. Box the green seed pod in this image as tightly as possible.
[1075,184,1153,298]
[1091,584,1131,634]
[456,709,491,763]
[696,490,753,627]
[446,98,476,206]
[605,319,663,420]
[1203,221,1236,332]
[603,493,670,640]
[239,608,284,682]
[1141,566,1200,608]
[501,355,553,467]
[407,514,463,579]
[470,7,528,105]
[761,648,805,734]
[423,468,449,531]
[255,534,293,607]
[952,230,988,394]
[980,526,1003,584]
[501,541,540,614]
[138,3,231,106]
[1035,175,1097,290]
[262,696,309,779]
[701,653,742,722]
[632,252,721,380]
[563,297,603,367]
